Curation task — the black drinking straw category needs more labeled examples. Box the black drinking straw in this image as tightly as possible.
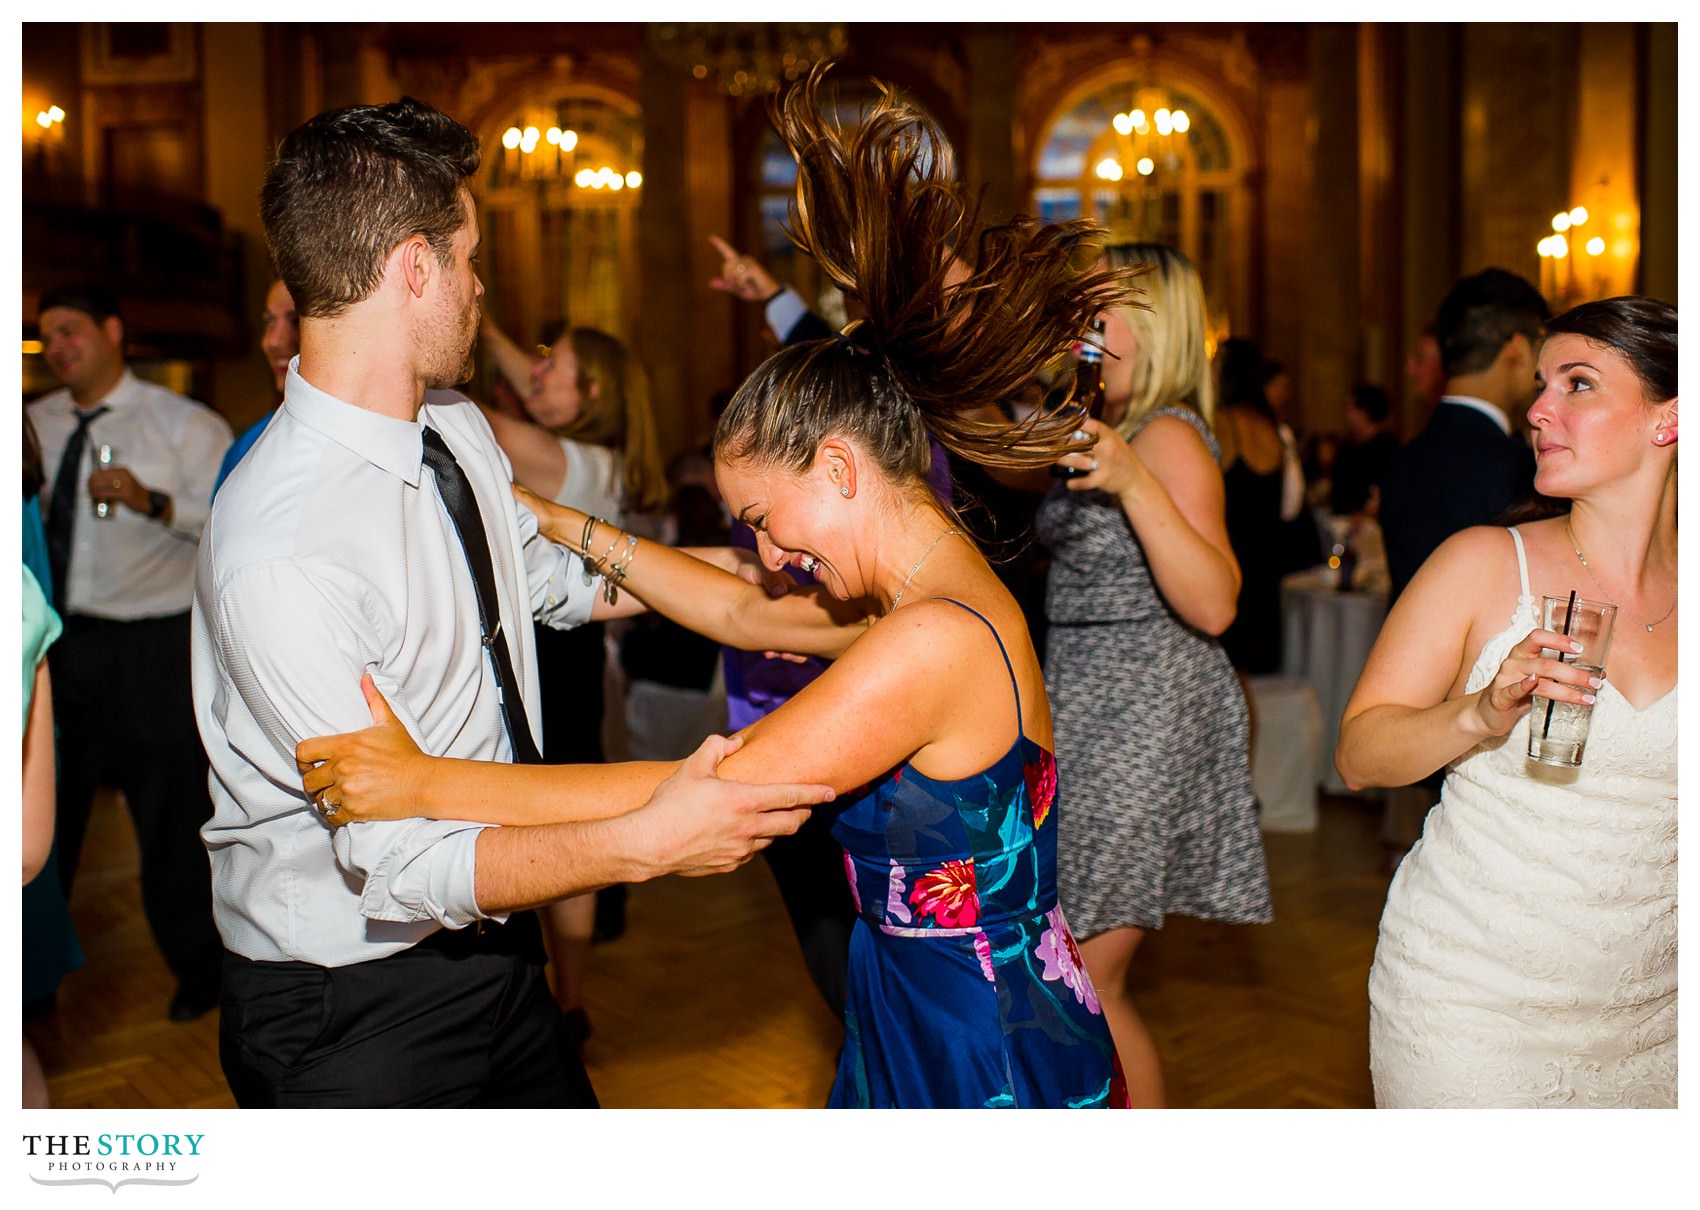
[1541,589,1580,740]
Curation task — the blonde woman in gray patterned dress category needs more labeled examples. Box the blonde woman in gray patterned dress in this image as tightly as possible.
[1037,244,1274,1106]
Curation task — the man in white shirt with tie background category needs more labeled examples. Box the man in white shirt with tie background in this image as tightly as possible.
[194,96,829,1108]
[29,281,231,1024]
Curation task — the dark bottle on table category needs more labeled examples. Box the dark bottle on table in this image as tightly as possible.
[1336,538,1358,592]
[1051,320,1108,480]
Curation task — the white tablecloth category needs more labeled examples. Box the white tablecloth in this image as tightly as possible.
[1280,567,1390,795]
[1248,676,1324,832]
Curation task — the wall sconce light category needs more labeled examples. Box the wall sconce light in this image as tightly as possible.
[1537,206,1615,305]
[28,102,67,174]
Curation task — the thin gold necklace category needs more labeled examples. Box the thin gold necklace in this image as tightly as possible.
[1564,519,1677,632]
[888,528,962,613]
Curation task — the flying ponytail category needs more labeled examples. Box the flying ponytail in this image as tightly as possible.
[716,64,1143,478]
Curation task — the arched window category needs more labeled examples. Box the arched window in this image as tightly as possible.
[479,88,644,347]
[1033,77,1243,342]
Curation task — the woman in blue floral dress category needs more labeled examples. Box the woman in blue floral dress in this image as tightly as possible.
[827,601,1117,1106]
[298,68,1134,1108]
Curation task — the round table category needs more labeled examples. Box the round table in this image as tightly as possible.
[1280,567,1390,795]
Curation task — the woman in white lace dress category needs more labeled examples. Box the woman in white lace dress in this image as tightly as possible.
[1338,296,1676,1108]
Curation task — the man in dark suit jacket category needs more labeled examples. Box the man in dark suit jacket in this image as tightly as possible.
[1380,268,1547,601]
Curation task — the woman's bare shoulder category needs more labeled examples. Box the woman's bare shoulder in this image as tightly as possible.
[1394,524,1531,676]
[1422,523,1527,576]
[1132,410,1219,466]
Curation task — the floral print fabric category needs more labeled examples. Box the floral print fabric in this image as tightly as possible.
[829,734,1125,1108]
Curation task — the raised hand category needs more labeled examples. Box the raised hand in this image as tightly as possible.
[708,234,781,301]
[296,672,427,825]
[1473,627,1600,738]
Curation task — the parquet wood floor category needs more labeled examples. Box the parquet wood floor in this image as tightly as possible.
[27,787,1386,1109]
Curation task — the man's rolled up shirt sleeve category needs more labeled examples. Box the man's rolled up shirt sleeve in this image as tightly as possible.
[214,560,494,927]
[339,823,494,927]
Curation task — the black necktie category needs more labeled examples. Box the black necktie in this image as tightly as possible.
[420,427,543,765]
[44,405,109,614]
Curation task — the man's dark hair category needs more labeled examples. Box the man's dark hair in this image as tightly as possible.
[1433,268,1549,379]
[260,96,480,319]
[37,282,123,326]
[1348,382,1392,424]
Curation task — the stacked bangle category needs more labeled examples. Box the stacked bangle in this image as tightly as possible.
[578,515,599,586]
[603,534,640,604]
[576,515,641,605]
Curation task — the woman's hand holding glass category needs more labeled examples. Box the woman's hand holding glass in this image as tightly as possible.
[296,672,427,826]
[1472,627,1600,738]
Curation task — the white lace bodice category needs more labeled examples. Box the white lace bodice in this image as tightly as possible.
[1368,528,1678,1108]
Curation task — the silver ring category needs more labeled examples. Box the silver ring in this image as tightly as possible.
[316,794,339,819]
[1086,458,1099,472]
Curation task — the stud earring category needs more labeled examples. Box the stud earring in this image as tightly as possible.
[841,486,851,497]
[1655,432,1669,445]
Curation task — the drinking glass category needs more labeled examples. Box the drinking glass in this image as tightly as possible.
[1527,594,1617,767]
[93,444,118,520]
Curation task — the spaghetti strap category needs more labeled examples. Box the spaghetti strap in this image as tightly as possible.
[1505,526,1535,606]
[934,597,1022,735]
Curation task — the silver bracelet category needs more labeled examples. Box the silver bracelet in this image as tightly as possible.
[579,515,602,586]
[603,534,640,604]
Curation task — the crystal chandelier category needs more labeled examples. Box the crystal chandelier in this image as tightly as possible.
[1095,88,1190,184]
[498,121,643,193]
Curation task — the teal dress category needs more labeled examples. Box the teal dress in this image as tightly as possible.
[23,507,84,1007]
[22,563,59,714]
[828,600,1125,1108]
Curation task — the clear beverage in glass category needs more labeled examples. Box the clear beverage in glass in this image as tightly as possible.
[1527,594,1617,767]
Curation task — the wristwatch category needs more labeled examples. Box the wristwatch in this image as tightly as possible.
[146,490,170,519]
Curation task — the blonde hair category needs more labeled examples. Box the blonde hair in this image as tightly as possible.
[553,326,666,513]
[715,66,1142,480]
[1103,243,1215,437]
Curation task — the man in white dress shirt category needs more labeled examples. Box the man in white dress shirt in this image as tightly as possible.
[194,97,826,1108]
[29,282,232,1022]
